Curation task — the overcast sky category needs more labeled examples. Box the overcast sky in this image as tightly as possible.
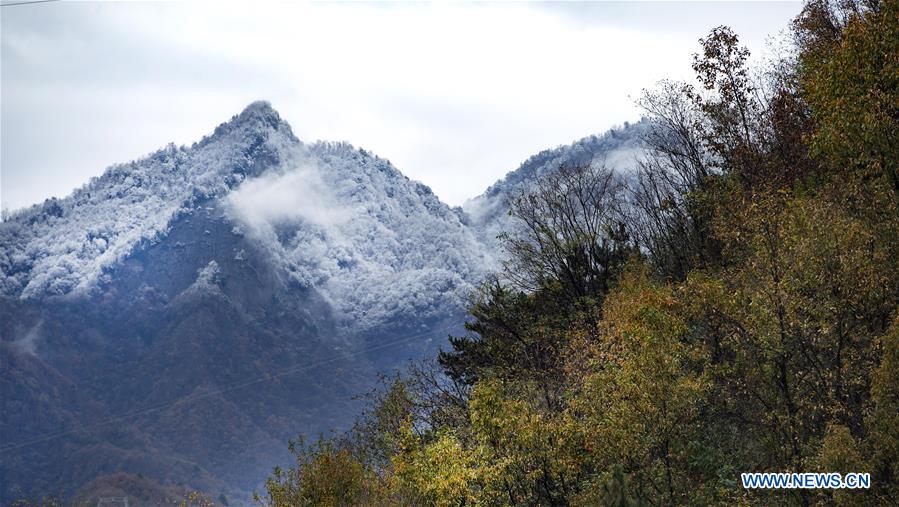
[1,0,802,212]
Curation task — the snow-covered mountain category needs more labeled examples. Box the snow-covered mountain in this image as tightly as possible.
[0,102,646,504]
[1,102,487,336]
[463,119,648,253]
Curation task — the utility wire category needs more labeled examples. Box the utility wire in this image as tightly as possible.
[1,0,62,7]
[0,322,458,453]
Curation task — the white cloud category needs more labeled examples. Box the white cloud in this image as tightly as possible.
[1,1,802,211]
[225,163,352,233]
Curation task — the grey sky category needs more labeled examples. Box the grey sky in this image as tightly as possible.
[1,1,802,212]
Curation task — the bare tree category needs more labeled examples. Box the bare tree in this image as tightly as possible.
[500,162,631,308]
[628,81,721,280]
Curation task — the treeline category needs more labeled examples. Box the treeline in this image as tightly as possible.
[256,1,898,505]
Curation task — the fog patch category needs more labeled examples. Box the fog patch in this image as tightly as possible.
[225,162,352,232]
[223,162,358,289]
[13,320,43,356]
[599,146,646,174]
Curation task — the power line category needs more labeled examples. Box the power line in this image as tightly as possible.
[0,0,62,7]
[0,322,458,453]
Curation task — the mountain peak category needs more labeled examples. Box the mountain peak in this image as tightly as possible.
[236,100,280,125]
[0,100,303,299]
[206,100,294,144]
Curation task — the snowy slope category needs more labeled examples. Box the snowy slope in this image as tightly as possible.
[0,102,297,298]
[224,141,488,335]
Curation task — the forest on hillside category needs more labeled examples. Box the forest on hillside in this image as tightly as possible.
[254,1,898,505]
